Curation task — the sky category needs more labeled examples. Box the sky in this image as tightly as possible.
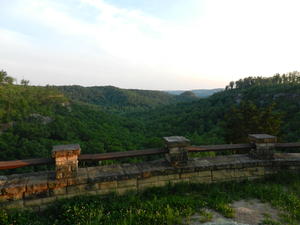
[0,0,299,90]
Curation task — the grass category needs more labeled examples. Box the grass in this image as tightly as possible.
[199,210,213,223]
[1,171,300,225]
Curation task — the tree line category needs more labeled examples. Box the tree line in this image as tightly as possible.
[225,71,300,90]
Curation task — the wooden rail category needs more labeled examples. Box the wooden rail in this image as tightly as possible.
[185,143,253,152]
[79,148,168,161]
[275,142,300,148]
[1,142,300,170]
[0,158,53,170]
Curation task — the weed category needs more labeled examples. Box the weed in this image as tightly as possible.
[2,171,300,224]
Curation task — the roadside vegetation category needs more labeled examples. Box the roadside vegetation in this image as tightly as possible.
[1,172,300,225]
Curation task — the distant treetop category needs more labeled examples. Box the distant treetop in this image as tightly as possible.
[0,70,14,85]
[225,71,300,90]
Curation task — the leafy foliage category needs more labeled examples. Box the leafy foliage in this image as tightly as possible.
[56,85,198,112]
[225,71,300,90]
[2,172,300,224]
[1,70,300,170]
[224,101,282,143]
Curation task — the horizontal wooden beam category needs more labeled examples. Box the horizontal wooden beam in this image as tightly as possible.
[0,158,53,170]
[185,143,253,152]
[275,142,300,148]
[1,142,300,170]
[79,148,168,162]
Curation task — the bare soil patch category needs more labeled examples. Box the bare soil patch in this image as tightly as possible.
[188,199,281,225]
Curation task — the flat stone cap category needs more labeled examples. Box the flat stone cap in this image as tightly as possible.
[249,134,277,143]
[52,144,81,157]
[163,136,190,147]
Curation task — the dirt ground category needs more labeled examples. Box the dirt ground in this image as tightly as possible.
[188,199,281,225]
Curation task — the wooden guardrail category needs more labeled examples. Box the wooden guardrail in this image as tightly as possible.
[0,158,54,170]
[1,141,300,171]
[78,148,168,162]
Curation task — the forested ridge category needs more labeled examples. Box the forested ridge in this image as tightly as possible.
[1,70,300,167]
[56,85,198,112]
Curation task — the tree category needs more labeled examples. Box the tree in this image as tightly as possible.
[0,70,14,85]
[21,79,30,86]
[224,101,282,143]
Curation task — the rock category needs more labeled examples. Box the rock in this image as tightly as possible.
[29,113,53,124]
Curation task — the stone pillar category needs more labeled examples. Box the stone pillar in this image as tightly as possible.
[52,144,81,179]
[248,134,277,160]
[164,136,190,167]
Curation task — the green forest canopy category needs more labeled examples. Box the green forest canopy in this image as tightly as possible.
[0,70,300,169]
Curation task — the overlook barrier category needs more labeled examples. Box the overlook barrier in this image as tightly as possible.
[1,134,300,210]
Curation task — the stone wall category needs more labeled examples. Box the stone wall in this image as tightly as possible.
[1,153,300,211]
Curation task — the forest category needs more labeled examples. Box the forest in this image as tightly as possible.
[0,70,300,164]
[2,70,300,224]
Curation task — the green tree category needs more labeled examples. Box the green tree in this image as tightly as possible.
[0,70,14,85]
[224,101,282,143]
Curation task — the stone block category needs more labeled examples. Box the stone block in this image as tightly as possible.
[248,134,277,160]
[169,179,189,185]
[2,200,24,209]
[138,182,157,190]
[0,194,9,202]
[235,169,252,178]
[189,176,211,183]
[0,176,7,186]
[48,177,68,189]
[117,179,137,188]
[24,198,43,207]
[157,174,180,181]
[98,189,116,195]
[249,167,265,176]
[24,190,49,200]
[50,187,67,196]
[67,184,87,194]
[163,136,190,148]
[164,136,190,167]
[116,186,137,195]
[180,171,211,179]
[52,144,81,180]
[52,144,81,157]
[98,181,117,190]
[67,168,88,185]
[85,183,99,191]
[198,170,212,177]
[265,168,277,174]
[212,169,235,181]
[248,134,277,143]
[26,174,49,195]
[2,185,26,195]
[180,172,199,179]
[41,196,57,205]
[179,178,189,183]
[155,180,170,187]
[88,164,125,183]
[2,175,28,197]
[138,176,158,184]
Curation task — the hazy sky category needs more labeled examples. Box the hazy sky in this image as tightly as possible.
[0,0,299,90]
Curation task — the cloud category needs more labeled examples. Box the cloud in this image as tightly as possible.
[0,0,299,89]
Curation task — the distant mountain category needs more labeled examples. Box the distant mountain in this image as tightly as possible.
[56,85,198,112]
[166,88,223,97]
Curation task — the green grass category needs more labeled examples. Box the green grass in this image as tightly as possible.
[2,171,300,225]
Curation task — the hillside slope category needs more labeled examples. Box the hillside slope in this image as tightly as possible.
[166,88,223,97]
[131,74,300,144]
[56,85,198,112]
[1,70,300,166]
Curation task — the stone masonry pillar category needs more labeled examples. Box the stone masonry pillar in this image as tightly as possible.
[52,144,81,179]
[164,136,190,167]
[248,134,277,160]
